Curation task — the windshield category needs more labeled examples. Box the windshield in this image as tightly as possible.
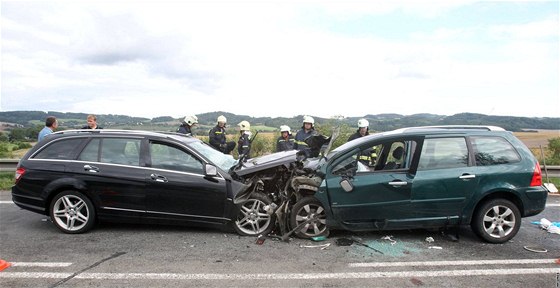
[188,141,237,171]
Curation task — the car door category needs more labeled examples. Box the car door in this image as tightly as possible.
[410,136,477,225]
[325,138,418,230]
[144,140,229,224]
[73,137,146,216]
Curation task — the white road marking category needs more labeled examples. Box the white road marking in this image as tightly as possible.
[546,203,560,207]
[1,268,559,280]
[349,258,558,268]
[10,262,73,267]
[0,201,13,204]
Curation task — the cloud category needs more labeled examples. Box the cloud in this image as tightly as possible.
[1,1,558,119]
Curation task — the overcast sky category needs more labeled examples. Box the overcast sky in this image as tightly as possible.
[1,0,558,119]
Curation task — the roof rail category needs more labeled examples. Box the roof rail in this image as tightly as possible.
[394,125,506,133]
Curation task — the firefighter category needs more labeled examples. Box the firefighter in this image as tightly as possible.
[177,115,198,135]
[348,119,377,166]
[237,120,252,159]
[294,115,318,157]
[276,125,295,152]
[347,118,369,141]
[209,115,236,154]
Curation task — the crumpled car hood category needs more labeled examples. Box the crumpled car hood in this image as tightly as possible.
[231,150,298,176]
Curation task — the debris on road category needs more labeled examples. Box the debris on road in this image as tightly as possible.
[381,235,397,245]
[428,246,443,250]
[523,246,548,253]
[300,243,331,250]
[531,218,560,235]
[311,236,327,242]
[425,237,435,243]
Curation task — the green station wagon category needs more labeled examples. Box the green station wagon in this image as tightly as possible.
[299,126,548,243]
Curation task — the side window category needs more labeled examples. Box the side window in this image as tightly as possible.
[33,138,85,160]
[418,138,468,170]
[150,142,203,174]
[471,136,521,166]
[100,138,141,166]
[382,142,407,170]
[78,139,100,162]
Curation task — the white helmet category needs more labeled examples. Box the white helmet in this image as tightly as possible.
[217,115,227,123]
[303,115,315,125]
[358,119,369,128]
[280,125,291,133]
[238,120,250,130]
[183,115,198,126]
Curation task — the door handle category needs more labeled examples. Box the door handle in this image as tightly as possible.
[83,165,99,173]
[150,174,168,183]
[459,174,476,180]
[388,181,407,187]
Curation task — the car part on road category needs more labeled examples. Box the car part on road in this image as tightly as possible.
[523,246,548,253]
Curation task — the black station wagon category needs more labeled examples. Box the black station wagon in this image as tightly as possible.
[12,130,277,236]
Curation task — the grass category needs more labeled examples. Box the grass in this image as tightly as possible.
[0,172,14,191]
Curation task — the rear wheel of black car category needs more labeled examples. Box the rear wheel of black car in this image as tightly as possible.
[49,191,96,234]
[290,197,329,239]
[471,198,521,244]
[233,193,276,237]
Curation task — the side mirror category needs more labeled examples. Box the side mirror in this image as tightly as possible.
[205,164,218,177]
[340,179,354,193]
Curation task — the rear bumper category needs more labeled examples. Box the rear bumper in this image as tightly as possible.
[523,186,548,217]
[11,186,48,215]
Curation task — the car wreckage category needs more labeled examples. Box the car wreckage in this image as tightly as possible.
[13,126,546,244]
[231,131,337,240]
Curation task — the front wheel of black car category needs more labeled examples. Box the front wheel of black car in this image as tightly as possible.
[471,198,521,244]
[290,197,329,239]
[49,191,96,234]
[233,193,276,237]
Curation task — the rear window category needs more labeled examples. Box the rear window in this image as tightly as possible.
[33,138,85,160]
[471,136,521,166]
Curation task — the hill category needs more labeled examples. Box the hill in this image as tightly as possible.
[0,110,558,132]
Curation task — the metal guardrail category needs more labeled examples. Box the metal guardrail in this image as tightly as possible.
[1,159,559,177]
[0,160,20,172]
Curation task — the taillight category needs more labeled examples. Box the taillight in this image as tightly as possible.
[15,167,25,184]
[530,163,542,186]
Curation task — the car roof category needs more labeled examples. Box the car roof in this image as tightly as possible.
[332,125,507,153]
[48,129,200,143]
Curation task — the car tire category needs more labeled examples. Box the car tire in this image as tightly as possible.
[289,197,329,239]
[49,190,96,234]
[471,198,521,244]
[233,193,276,237]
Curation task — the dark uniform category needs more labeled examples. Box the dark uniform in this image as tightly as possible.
[294,128,318,157]
[177,124,192,135]
[209,125,235,154]
[276,135,295,152]
[237,132,251,159]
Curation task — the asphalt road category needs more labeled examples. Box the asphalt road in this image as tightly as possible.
[1,191,559,287]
